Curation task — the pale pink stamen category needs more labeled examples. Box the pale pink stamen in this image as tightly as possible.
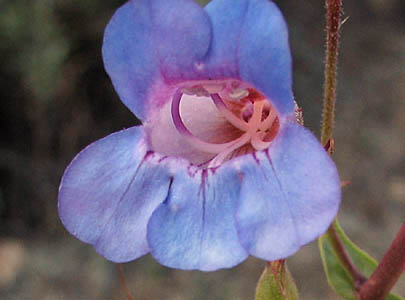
[260,107,277,131]
[211,93,249,131]
[251,134,272,150]
[170,86,279,168]
[207,133,250,168]
[248,100,265,133]
[171,90,241,154]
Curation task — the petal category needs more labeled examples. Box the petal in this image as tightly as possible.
[203,0,249,78]
[233,154,300,260]
[147,166,248,271]
[103,0,212,120]
[238,0,294,117]
[234,122,340,260]
[58,127,172,262]
[149,0,212,82]
[102,1,160,120]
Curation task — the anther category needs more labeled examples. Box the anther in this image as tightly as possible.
[228,88,249,100]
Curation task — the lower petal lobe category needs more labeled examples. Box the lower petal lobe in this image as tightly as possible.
[58,127,172,262]
[147,166,248,271]
[234,123,341,260]
[234,153,300,260]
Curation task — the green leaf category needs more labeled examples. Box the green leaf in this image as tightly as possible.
[255,261,298,300]
[319,220,403,300]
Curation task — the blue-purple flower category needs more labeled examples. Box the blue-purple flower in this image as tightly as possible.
[58,0,341,271]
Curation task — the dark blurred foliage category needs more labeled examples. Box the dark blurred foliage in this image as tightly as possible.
[0,0,404,299]
[0,0,136,237]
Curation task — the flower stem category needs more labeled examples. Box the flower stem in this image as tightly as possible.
[327,220,367,290]
[321,0,342,147]
[358,223,405,300]
[321,0,366,290]
[320,2,405,299]
[118,264,136,300]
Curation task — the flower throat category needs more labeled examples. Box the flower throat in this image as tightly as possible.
[171,81,279,168]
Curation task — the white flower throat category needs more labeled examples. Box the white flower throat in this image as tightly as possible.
[171,80,279,168]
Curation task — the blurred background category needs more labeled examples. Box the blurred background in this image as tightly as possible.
[0,0,404,299]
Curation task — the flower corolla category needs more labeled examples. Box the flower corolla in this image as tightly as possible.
[58,0,341,271]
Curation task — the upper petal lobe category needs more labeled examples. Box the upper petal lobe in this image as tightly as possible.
[203,0,249,78]
[149,0,212,81]
[103,0,214,120]
[103,0,294,121]
[238,0,294,117]
[102,1,159,120]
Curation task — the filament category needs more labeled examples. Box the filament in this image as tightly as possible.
[170,87,278,168]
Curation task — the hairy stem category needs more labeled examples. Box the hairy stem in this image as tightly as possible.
[320,0,366,291]
[359,223,405,300]
[320,1,404,299]
[321,0,342,146]
[327,220,367,290]
[118,264,136,300]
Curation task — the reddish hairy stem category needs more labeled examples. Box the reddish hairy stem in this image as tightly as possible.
[118,264,136,300]
[320,1,405,299]
[321,0,365,289]
[327,221,367,290]
[359,223,405,300]
[321,0,342,146]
